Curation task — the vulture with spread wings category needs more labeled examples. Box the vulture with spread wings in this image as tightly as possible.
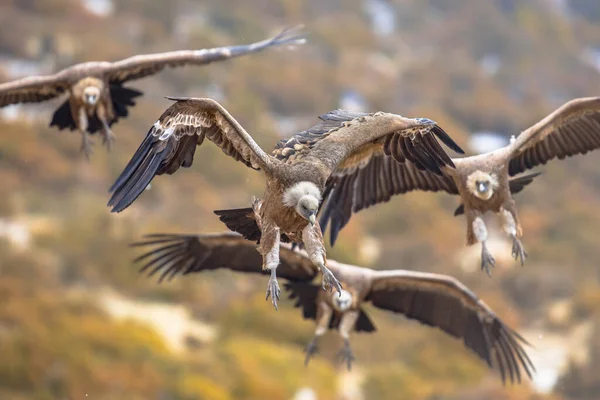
[0,27,305,158]
[108,97,464,309]
[131,232,534,383]
[319,96,600,275]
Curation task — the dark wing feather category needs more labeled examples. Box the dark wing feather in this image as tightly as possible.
[108,97,273,213]
[284,281,376,333]
[508,97,600,176]
[213,207,292,244]
[130,232,318,283]
[104,26,306,84]
[454,172,541,216]
[0,73,70,106]
[365,270,535,384]
[320,156,458,245]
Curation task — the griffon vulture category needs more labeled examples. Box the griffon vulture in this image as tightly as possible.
[130,232,534,384]
[0,27,305,158]
[318,96,600,275]
[108,98,464,309]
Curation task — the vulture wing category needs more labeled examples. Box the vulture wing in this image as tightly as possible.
[365,269,535,384]
[130,232,318,283]
[0,72,71,106]
[103,26,305,84]
[319,158,458,245]
[507,97,600,176]
[108,97,276,212]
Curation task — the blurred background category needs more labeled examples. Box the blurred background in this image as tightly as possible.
[1,0,600,399]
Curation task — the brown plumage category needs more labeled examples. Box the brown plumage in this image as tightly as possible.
[130,232,534,384]
[0,27,305,158]
[108,98,464,309]
[319,96,600,275]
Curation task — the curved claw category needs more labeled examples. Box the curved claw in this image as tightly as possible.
[320,265,342,296]
[265,269,281,310]
[481,244,496,277]
[511,234,528,266]
[336,339,355,371]
[304,337,318,366]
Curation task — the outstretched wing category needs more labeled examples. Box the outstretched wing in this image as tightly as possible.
[103,26,306,84]
[319,157,458,245]
[0,73,70,107]
[272,109,464,178]
[130,232,318,283]
[507,97,600,176]
[108,97,275,213]
[454,172,541,216]
[365,269,535,384]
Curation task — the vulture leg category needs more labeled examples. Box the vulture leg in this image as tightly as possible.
[473,216,496,276]
[259,224,281,310]
[302,223,342,295]
[336,310,359,371]
[97,103,116,151]
[75,106,93,160]
[304,302,333,366]
[500,207,527,266]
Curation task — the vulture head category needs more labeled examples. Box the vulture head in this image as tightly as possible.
[283,181,321,225]
[467,170,499,200]
[83,86,101,106]
[332,289,353,311]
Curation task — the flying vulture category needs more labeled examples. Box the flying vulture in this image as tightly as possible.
[0,27,305,158]
[318,96,600,275]
[130,232,535,384]
[108,98,464,309]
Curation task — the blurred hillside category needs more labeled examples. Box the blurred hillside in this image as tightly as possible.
[2,0,600,399]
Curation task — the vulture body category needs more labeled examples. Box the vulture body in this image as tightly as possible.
[108,97,464,309]
[0,27,305,158]
[318,96,600,275]
[130,232,534,384]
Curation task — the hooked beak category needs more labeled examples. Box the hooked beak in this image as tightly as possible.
[308,212,316,225]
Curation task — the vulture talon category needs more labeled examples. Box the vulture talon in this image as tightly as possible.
[304,337,319,366]
[481,244,496,277]
[511,234,527,266]
[102,129,117,152]
[265,269,281,310]
[336,339,355,371]
[321,264,342,295]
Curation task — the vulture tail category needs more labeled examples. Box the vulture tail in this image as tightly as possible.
[454,172,542,216]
